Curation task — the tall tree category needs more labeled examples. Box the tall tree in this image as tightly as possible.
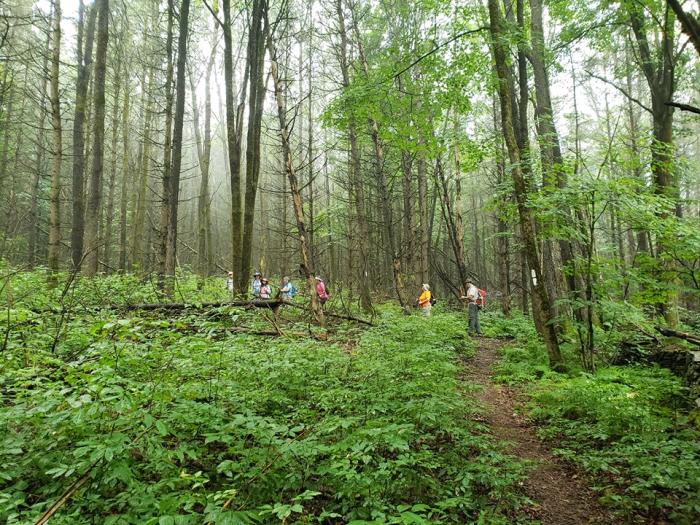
[158,0,175,281]
[163,0,191,280]
[333,0,372,312]
[84,0,110,276]
[47,0,62,281]
[239,0,266,291]
[488,0,563,369]
[624,0,681,326]
[266,4,325,326]
[70,0,97,269]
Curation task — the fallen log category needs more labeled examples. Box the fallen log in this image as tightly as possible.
[655,325,700,346]
[281,301,375,326]
[119,299,283,312]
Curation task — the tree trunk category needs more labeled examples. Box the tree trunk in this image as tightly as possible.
[529,0,585,326]
[70,1,97,269]
[118,73,130,272]
[416,107,429,285]
[488,0,563,369]
[48,0,63,282]
[240,0,266,292]
[132,66,154,272]
[28,21,52,267]
[265,10,325,326]
[83,0,109,276]
[163,0,191,280]
[628,4,680,327]
[191,36,216,279]
[222,0,248,293]
[158,0,175,283]
[103,52,122,271]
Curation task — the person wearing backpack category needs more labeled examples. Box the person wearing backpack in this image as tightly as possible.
[315,276,329,305]
[280,276,296,302]
[461,280,482,335]
[417,284,432,316]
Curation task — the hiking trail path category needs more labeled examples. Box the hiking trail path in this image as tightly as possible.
[463,337,613,525]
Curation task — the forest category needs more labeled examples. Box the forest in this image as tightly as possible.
[1,0,700,523]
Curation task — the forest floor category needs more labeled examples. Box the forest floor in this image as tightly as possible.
[463,338,613,525]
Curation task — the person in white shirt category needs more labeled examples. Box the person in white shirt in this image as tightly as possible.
[461,280,482,336]
[226,272,235,294]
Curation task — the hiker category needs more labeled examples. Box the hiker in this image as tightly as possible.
[417,284,432,316]
[315,276,329,305]
[251,272,262,298]
[461,280,482,336]
[279,276,296,302]
[226,272,235,293]
[260,278,272,299]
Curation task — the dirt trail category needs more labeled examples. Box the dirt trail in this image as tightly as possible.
[464,338,612,525]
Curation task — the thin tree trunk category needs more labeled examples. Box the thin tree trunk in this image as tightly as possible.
[132,66,154,271]
[103,52,122,271]
[118,73,130,272]
[158,0,175,282]
[265,10,325,326]
[191,36,216,279]
[28,22,52,267]
[48,0,63,282]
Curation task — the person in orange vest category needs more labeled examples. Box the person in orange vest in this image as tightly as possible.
[417,284,432,316]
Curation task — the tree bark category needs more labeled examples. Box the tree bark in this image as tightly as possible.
[488,0,563,369]
[222,0,248,292]
[240,0,266,292]
[163,0,191,280]
[118,72,130,272]
[48,0,63,282]
[103,51,122,271]
[83,0,110,276]
[70,1,97,269]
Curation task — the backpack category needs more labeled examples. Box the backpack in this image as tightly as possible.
[476,289,487,309]
[430,292,437,306]
[288,283,297,297]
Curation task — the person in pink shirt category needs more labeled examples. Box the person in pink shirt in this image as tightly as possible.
[315,276,329,305]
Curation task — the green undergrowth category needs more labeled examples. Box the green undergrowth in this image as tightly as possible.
[489,313,700,523]
[1,281,530,524]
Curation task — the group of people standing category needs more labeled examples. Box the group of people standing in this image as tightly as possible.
[226,271,330,305]
[416,280,483,336]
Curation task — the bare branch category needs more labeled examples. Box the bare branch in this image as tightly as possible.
[585,70,653,114]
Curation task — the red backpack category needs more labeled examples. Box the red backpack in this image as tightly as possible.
[476,289,487,309]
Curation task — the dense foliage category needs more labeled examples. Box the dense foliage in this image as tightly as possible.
[2,271,532,524]
[489,312,700,523]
